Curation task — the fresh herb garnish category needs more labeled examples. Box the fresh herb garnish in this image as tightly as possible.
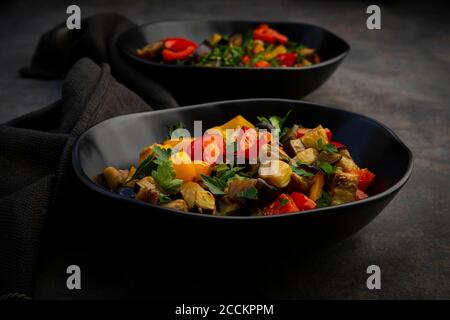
[316,191,332,208]
[279,198,289,206]
[317,161,335,175]
[290,165,314,177]
[159,194,172,204]
[167,122,185,139]
[200,174,227,195]
[201,164,245,195]
[151,160,182,195]
[257,109,292,137]
[128,146,172,181]
[317,138,338,154]
[237,186,258,200]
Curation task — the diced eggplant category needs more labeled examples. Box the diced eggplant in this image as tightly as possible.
[258,160,292,188]
[260,144,292,163]
[280,124,299,144]
[255,178,281,206]
[330,172,358,205]
[300,125,329,149]
[229,33,243,47]
[162,199,188,212]
[255,121,275,131]
[135,176,160,204]
[193,41,212,59]
[286,173,311,194]
[136,41,164,60]
[218,179,257,215]
[284,138,305,157]
[103,167,128,191]
[335,148,359,172]
[295,148,319,165]
[180,181,216,214]
[317,150,342,164]
[118,187,136,198]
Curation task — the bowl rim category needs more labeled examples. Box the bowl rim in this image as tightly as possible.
[118,19,351,72]
[72,98,413,221]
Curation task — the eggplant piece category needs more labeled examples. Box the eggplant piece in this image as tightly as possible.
[180,181,216,214]
[260,144,292,163]
[335,148,359,172]
[118,187,136,198]
[162,199,188,212]
[193,41,212,59]
[330,172,358,205]
[286,173,311,194]
[284,138,305,158]
[295,148,319,165]
[135,176,160,204]
[255,121,275,131]
[229,33,243,47]
[136,41,164,60]
[317,150,342,165]
[255,178,280,206]
[103,167,128,191]
[281,124,299,144]
[218,179,256,215]
[300,125,329,149]
[258,160,292,188]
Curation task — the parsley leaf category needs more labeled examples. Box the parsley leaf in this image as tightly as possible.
[317,138,338,154]
[152,146,171,165]
[237,186,258,200]
[151,160,182,195]
[167,122,185,139]
[159,194,172,204]
[200,175,227,195]
[316,191,332,208]
[257,109,292,136]
[290,165,314,177]
[202,165,245,195]
[317,162,335,175]
[279,198,289,206]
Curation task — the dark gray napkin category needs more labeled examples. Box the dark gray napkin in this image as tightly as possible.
[0,57,158,297]
[20,13,178,109]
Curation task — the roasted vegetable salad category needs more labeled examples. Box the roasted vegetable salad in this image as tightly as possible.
[136,24,320,68]
[98,112,375,216]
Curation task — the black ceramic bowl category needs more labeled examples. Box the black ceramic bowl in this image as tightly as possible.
[118,21,350,105]
[72,99,412,247]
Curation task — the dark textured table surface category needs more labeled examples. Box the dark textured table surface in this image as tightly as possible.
[1,0,449,299]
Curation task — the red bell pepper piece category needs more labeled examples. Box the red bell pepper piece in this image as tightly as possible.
[254,60,272,67]
[263,194,299,215]
[329,141,345,149]
[296,127,309,138]
[352,168,376,191]
[242,55,251,65]
[324,128,333,141]
[162,37,198,62]
[290,192,316,211]
[276,52,297,67]
[164,38,197,51]
[189,133,225,164]
[355,189,369,200]
[253,24,288,44]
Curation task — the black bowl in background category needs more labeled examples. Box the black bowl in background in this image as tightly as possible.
[72,99,412,248]
[118,21,350,105]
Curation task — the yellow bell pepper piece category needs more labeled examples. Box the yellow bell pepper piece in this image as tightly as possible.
[264,45,287,60]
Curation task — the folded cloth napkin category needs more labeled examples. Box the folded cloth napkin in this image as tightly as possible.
[20,13,178,109]
[0,57,164,298]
